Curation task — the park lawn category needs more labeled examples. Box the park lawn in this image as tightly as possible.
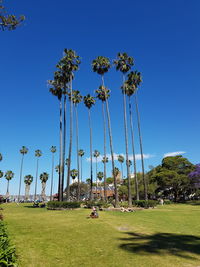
[2,204,200,267]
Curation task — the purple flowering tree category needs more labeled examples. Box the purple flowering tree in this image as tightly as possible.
[188,164,200,188]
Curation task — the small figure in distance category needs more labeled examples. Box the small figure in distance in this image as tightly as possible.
[89,206,99,218]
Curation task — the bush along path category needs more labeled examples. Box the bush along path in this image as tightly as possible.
[0,217,17,266]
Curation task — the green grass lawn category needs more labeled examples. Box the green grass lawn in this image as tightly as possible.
[2,204,200,267]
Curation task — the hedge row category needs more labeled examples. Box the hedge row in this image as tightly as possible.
[132,200,157,208]
[47,201,81,209]
[0,221,17,266]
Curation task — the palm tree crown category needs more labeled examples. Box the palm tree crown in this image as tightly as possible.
[24,175,33,185]
[35,150,42,157]
[118,155,124,164]
[114,52,134,73]
[0,171,4,178]
[70,169,78,180]
[0,153,2,161]
[95,85,110,102]
[5,170,14,180]
[83,94,96,109]
[93,150,100,158]
[40,172,49,183]
[78,149,85,157]
[70,90,82,105]
[102,156,108,163]
[51,146,56,153]
[92,56,111,75]
[97,171,104,181]
[20,146,28,155]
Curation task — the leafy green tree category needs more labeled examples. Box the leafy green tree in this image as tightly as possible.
[34,149,42,201]
[68,182,89,200]
[84,94,95,200]
[71,90,82,201]
[127,70,147,200]
[5,170,14,201]
[24,175,33,201]
[92,56,119,207]
[78,149,85,182]
[40,172,49,201]
[0,0,25,31]
[50,146,56,201]
[18,146,28,202]
[148,156,194,201]
[114,52,134,206]
[93,150,100,198]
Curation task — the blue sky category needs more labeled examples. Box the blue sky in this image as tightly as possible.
[0,0,200,196]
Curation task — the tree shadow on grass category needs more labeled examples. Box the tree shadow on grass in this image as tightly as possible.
[119,232,200,259]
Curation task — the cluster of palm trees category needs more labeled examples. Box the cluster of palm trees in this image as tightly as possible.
[49,49,146,207]
[0,147,54,201]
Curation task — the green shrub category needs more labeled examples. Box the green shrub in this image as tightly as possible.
[84,200,112,209]
[0,221,17,266]
[163,200,173,205]
[119,201,129,208]
[132,200,157,208]
[47,201,80,209]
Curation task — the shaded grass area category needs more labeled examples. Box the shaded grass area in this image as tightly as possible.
[2,204,200,267]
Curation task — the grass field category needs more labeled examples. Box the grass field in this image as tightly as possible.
[2,204,200,267]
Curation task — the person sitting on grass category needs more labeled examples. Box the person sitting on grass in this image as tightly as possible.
[90,206,99,218]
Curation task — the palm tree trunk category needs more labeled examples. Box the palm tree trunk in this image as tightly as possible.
[50,153,54,201]
[135,92,147,200]
[102,76,119,207]
[102,102,107,201]
[121,162,124,180]
[66,76,73,200]
[6,180,9,202]
[128,96,139,200]
[18,154,24,202]
[122,75,132,206]
[75,105,80,201]
[88,109,93,200]
[41,182,46,201]
[58,98,63,201]
[61,94,67,201]
[34,158,39,201]
[96,158,98,198]
[80,156,83,183]
[25,184,30,201]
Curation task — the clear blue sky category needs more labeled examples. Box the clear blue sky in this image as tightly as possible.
[1,0,200,196]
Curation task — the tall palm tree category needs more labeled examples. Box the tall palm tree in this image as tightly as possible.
[0,153,2,161]
[58,49,81,201]
[18,146,28,202]
[71,90,82,201]
[34,149,42,201]
[40,172,49,201]
[96,85,110,202]
[118,155,124,180]
[24,175,33,201]
[93,150,100,198]
[84,94,95,200]
[114,52,134,207]
[97,171,103,199]
[49,74,63,201]
[0,171,4,194]
[5,170,14,202]
[92,56,119,207]
[50,146,56,201]
[123,80,139,200]
[78,149,85,182]
[127,70,147,200]
[102,156,108,200]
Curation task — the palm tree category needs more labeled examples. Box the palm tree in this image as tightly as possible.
[71,90,82,201]
[24,175,33,201]
[127,70,147,200]
[40,172,49,201]
[34,149,42,201]
[50,146,56,201]
[92,56,119,207]
[102,156,108,200]
[96,85,110,202]
[97,171,103,199]
[0,171,3,194]
[18,146,28,202]
[0,153,2,161]
[78,149,85,182]
[58,49,81,201]
[114,52,134,207]
[84,94,95,200]
[5,170,14,202]
[93,150,100,198]
[118,155,124,180]
[123,80,139,200]
[49,73,63,201]
[70,169,78,183]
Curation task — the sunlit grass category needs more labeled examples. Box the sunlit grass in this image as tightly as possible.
[2,204,200,267]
